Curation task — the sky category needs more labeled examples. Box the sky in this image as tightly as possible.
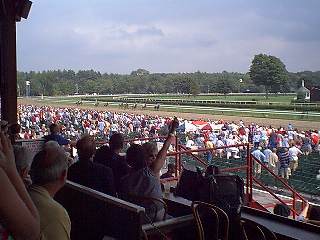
[17,0,320,74]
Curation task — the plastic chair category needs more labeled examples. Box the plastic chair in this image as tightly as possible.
[191,201,229,240]
[241,218,277,240]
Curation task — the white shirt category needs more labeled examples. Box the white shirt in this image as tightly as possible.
[186,139,195,148]
[289,146,302,160]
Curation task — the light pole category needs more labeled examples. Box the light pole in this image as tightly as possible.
[75,84,79,95]
[17,84,20,97]
[239,79,243,93]
[25,81,30,97]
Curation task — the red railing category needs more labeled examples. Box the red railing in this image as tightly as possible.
[94,135,307,217]
[250,154,307,218]
[163,141,307,217]
[166,143,252,198]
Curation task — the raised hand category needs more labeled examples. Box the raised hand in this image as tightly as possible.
[169,117,179,134]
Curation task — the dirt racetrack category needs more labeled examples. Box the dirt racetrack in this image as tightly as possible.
[19,98,319,131]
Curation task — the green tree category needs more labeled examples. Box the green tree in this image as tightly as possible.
[249,54,288,98]
[189,79,200,96]
[217,78,233,97]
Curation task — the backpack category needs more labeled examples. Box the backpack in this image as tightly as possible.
[175,166,244,218]
[197,173,244,218]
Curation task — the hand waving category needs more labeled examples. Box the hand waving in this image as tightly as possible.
[169,117,179,134]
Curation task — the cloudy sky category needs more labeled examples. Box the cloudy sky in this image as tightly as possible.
[17,0,320,73]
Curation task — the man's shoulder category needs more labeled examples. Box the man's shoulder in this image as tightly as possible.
[29,186,69,220]
[92,162,113,174]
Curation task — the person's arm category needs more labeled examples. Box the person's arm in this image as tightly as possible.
[296,202,309,222]
[150,117,179,177]
[0,132,40,240]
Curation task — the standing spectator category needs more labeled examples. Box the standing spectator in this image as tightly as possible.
[204,140,214,163]
[278,148,291,179]
[253,131,261,148]
[263,147,273,166]
[251,147,265,177]
[269,148,279,175]
[301,135,312,156]
[288,144,302,172]
[29,144,70,240]
[269,131,278,149]
[215,136,225,158]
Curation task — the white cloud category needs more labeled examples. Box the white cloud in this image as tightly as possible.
[16,0,320,73]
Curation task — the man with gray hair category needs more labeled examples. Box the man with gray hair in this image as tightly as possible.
[29,145,71,240]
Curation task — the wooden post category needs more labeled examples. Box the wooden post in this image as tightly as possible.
[0,0,18,123]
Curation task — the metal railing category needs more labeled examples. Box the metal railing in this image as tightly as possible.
[92,134,307,217]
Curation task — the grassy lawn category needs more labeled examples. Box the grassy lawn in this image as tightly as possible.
[81,94,295,103]
[143,94,294,103]
[25,97,320,122]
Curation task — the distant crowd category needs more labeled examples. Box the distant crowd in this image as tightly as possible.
[12,105,320,179]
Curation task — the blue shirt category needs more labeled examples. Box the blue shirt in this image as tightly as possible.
[252,149,266,162]
[43,133,69,146]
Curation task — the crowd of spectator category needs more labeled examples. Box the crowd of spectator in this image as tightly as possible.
[16,105,320,180]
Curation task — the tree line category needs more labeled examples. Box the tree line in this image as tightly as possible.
[17,54,320,96]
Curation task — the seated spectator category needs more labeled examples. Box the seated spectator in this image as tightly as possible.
[94,133,129,192]
[68,135,115,196]
[120,118,179,222]
[8,123,22,144]
[13,145,33,186]
[29,145,71,240]
[160,163,175,179]
[0,120,9,134]
[0,131,40,239]
[43,123,70,146]
[273,203,291,218]
[125,144,145,172]
[44,140,74,166]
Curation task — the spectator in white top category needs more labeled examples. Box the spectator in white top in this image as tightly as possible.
[215,136,225,158]
[185,138,195,149]
[263,148,273,166]
[253,132,261,148]
[289,144,302,172]
[252,147,266,177]
[269,148,279,175]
